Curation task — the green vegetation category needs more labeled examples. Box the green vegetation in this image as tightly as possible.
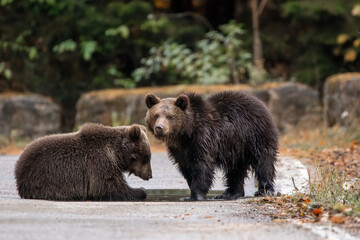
[278,0,360,85]
[0,0,205,127]
[133,21,252,85]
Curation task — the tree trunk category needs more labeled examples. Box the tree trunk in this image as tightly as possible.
[250,0,264,69]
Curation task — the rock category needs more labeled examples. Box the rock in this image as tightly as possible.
[75,83,321,133]
[267,83,321,132]
[0,93,61,140]
[323,73,360,127]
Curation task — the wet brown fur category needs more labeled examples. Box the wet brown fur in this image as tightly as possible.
[15,123,151,201]
[145,91,278,201]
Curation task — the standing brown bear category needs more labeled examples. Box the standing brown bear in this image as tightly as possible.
[145,91,278,201]
[15,123,152,201]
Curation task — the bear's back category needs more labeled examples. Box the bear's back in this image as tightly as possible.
[207,91,278,152]
[16,132,80,169]
[208,91,268,118]
[15,132,88,199]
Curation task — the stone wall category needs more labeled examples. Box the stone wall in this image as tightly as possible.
[75,85,252,127]
[323,73,360,127]
[2,72,357,141]
[75,82,321,133]
[0,93,61,140]
[266,83,322,132]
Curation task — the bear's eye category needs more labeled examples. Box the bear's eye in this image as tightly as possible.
[166,116,173,120]
[154,114,159,120]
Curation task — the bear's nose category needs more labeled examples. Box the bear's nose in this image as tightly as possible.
[155,125,163,134]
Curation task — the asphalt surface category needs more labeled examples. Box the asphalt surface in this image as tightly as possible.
[0,153,356,240]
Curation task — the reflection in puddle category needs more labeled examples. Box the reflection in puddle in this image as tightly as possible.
[145,189,223,202]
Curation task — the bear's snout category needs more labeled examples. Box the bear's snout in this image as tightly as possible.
[146,172,152,180]
[155,124,164,135]
[141,171,152,181]
[143,167,152,181]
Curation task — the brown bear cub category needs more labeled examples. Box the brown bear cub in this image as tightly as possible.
[15,123,152,201]
[145,91,278,201]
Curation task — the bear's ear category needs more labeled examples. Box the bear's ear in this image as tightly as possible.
[145,94,160,109]
[175,94,189,111]
[129,125,141,141]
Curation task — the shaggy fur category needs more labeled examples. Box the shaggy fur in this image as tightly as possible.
[15,123,152,201]
[145,91,278,201]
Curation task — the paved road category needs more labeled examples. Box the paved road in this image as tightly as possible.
[0,153,356,240]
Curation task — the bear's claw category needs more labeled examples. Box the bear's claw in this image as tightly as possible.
[213,192,244,200]
[254,190,274,197]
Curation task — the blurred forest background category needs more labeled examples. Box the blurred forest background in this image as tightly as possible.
[0,0,359,129]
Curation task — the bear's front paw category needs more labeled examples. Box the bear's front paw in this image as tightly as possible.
[133,187,147,200]
[213,192,244,200]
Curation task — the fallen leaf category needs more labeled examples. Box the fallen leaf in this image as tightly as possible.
[330,214,346,224]
[312,208,322,216]
[184,214,190,216]
[303,198,311,204]
[273,219,286,223]
[343,207,352,214]
[204,216,213,219]
[350,145,355,152]
[299,219,311,223]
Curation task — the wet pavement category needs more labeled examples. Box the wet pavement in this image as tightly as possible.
[0,153,355,240]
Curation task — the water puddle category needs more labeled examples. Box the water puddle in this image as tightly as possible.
[145,189,223,202]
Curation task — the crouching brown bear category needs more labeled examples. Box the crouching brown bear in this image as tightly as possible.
[145,91,278,201]
[15,123,152,201]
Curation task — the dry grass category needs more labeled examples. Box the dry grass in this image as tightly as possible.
[0,144,23,155]
[281,124,360,150]
[309,165,360,215]
[280,124,360,178]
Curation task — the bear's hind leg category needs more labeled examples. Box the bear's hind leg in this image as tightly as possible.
[253,155,276,196]
[214,166,247,200]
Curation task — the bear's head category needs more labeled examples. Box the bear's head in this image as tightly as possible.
[123,125,152,181]
[145,93,190,144]
[80,123,152,180]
